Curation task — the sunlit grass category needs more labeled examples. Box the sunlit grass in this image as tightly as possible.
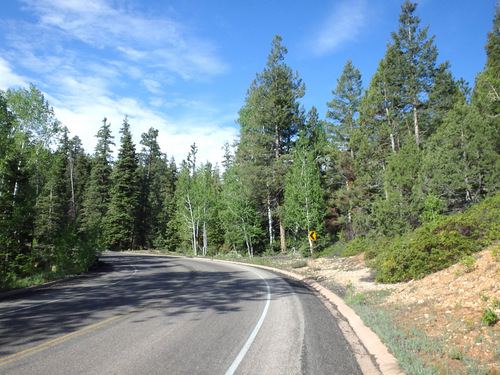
[0,270,76,292]
[344,290,441,375]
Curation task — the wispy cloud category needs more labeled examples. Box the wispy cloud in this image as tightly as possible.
[141,79,162,95]
[1,0,236,165]
[309,0,367,56]
[19,0,228,78]
[0,57,27,88]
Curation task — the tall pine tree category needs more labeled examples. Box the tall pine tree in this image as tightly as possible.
[236,34,305,252]
[80,118,114,245]
[104,117,140,250]
[325,60,366,240]
[390,0,441,146]
[326,59,362,159]
[138,128,162,248]
[423,100,500,211]
[473,3,500,152]
[354,1,458,236]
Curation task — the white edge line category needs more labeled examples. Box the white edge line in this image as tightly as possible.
[225,268,271,375]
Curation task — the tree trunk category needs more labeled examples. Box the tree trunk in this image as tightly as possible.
[242,223,253,258]
[279,217,286,252]
[186,193,197,255]
[69,157,76,221]
[345,180,352,223]
[202,220,207,256]
[274,119,286,252]
[413,103,420,146]
[267,192,274,246]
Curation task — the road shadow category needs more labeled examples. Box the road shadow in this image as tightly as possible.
[0,252,305,358]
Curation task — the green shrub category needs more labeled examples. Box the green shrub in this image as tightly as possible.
[492,246,500,262]
[492,298,500,309]
[299,242,312,258]
[289,260,308,269]
[422,195,444,223]
[480,308,499,326]
[315,244,341,258]
[459,255,477,273]
[341,236,370,257]
[372,192,500,283]
[339,234,386,260]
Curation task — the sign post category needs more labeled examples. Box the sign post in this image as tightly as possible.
[196,236,201,254]
[308,231,317,259]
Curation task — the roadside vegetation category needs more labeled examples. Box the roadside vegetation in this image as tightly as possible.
[345,290,439,375]
[346,289,499,375]
[338,192,500,283]
[345,246,500,375]
[1,0,499,316]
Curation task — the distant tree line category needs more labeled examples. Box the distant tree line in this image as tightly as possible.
[1,1,498,287]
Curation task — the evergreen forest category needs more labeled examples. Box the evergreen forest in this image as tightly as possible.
[1,1,499,289]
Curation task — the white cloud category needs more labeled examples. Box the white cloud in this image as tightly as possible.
[41,66,237,165]
[141,79,162,94]
[20,0,228,79]
[3,1,237,167]
[157,122,238,166]
[116,46,147,61]
[53,97,238,167]
[309,0,367,56]
[0,57,27,89]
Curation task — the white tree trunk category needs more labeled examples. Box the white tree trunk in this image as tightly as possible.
[202,220,207,256]
[267,192,274,245]
[185,193,197,255]
[413,104,420,146]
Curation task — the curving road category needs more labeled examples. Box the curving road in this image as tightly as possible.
[0,252,364,374]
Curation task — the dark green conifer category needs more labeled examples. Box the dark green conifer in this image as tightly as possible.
[80,118,114,243]
[104,117,140,250]
[236,34,305,252]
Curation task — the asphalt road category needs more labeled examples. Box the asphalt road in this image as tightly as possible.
[0,252,363,374]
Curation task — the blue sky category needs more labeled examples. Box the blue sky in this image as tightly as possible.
[0,0,497,166]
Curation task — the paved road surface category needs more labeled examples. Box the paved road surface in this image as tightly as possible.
[0,252,363,374]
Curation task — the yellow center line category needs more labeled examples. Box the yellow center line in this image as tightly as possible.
[0,306,141,367]
[0,269,198,368]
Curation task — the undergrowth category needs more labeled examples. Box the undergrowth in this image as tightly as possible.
[345,289,497,375]
[0,269,79,292]
[345,290,439,375]
[342,192,500,283]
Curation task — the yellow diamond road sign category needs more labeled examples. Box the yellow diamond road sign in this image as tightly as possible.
[308,231,317,241]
